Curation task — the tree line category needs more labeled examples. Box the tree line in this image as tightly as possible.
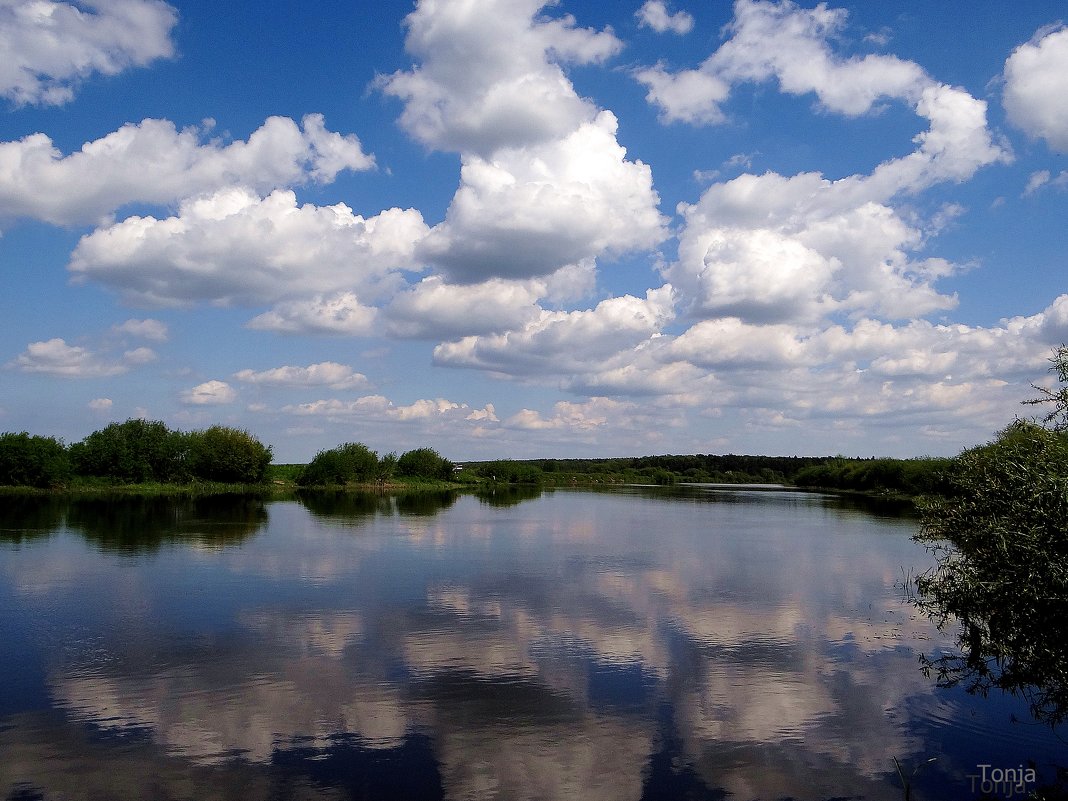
[459,453,950,492]
[0,419,272,488]
[0,421,464,490]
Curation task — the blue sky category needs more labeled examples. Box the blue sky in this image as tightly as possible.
[1,0,1067,462]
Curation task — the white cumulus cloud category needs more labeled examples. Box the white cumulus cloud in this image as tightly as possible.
[180,380,236,406]
[9,338,130,377]
[69,188,427,306]
[421,111,667,282]
[636,1,694,35]
[1003,24,1068,152]
[0,114,373,226]
[378,0,622,156]
[666,171,960,325]
[385,275,545,339]
[0,0,177,106]
[433,286,675,375]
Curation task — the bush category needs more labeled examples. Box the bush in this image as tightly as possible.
[186,426,272,484]
[0,432,71,487]
[298,442,380,486]
[396,447,454,480]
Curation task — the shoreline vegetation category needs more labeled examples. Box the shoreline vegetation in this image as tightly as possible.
[0,419,953,501]
[1,337,1062,506]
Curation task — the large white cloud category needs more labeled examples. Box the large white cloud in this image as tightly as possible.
[0,114,373,226]
[0,0,177,106]
[432,286,675,375]
[666,171,960,325]
[381,0,666,285]
[69,187,427,306]
[632,0,1009,350]
[420,111,666,282]
[378,0,621,155]
[1003,24,1068,152]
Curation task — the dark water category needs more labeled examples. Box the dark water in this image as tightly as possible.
[0,486,1063,800]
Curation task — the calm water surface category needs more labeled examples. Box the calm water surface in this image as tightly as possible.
[0,486,1063,800]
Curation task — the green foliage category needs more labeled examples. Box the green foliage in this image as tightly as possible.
[464,453,838,487]
[396,447,454,480]
[793,457,952,496]
[376,452,398,483]
[916,420,1068,726]
[268,464,304,483]
[297,442,380,486]
[186,426,272,484]
[69,419,187,483]
[467,459,544,484]
[0,432,71,488]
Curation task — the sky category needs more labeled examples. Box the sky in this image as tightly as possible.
[1,0,1067,463]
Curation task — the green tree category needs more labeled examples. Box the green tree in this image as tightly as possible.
[297,442,380,486]
[0,432,71,487]
[396,447,454,480]
[69,419,186,483]
[186,426,272,484]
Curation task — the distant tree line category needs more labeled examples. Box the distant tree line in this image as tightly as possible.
[296,443,454,486]
[3,420,954,498]
[461,453,929,488]
[0,419,272,488]
[793,457,954,496]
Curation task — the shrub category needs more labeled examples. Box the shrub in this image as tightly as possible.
[396,447,454,480]
[187,426,272,484]
[298,442,380,486]
[0,432,71,487]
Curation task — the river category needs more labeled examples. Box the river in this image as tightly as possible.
[0,485,1063,799]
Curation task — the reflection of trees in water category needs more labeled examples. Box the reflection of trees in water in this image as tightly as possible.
[0,495,66,543]
[298,489,458,522]
[0,495,268,552]
[914,558,1068,729]
[297,489,394,521]
[473,485,544,507]
[396,491,457,516]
